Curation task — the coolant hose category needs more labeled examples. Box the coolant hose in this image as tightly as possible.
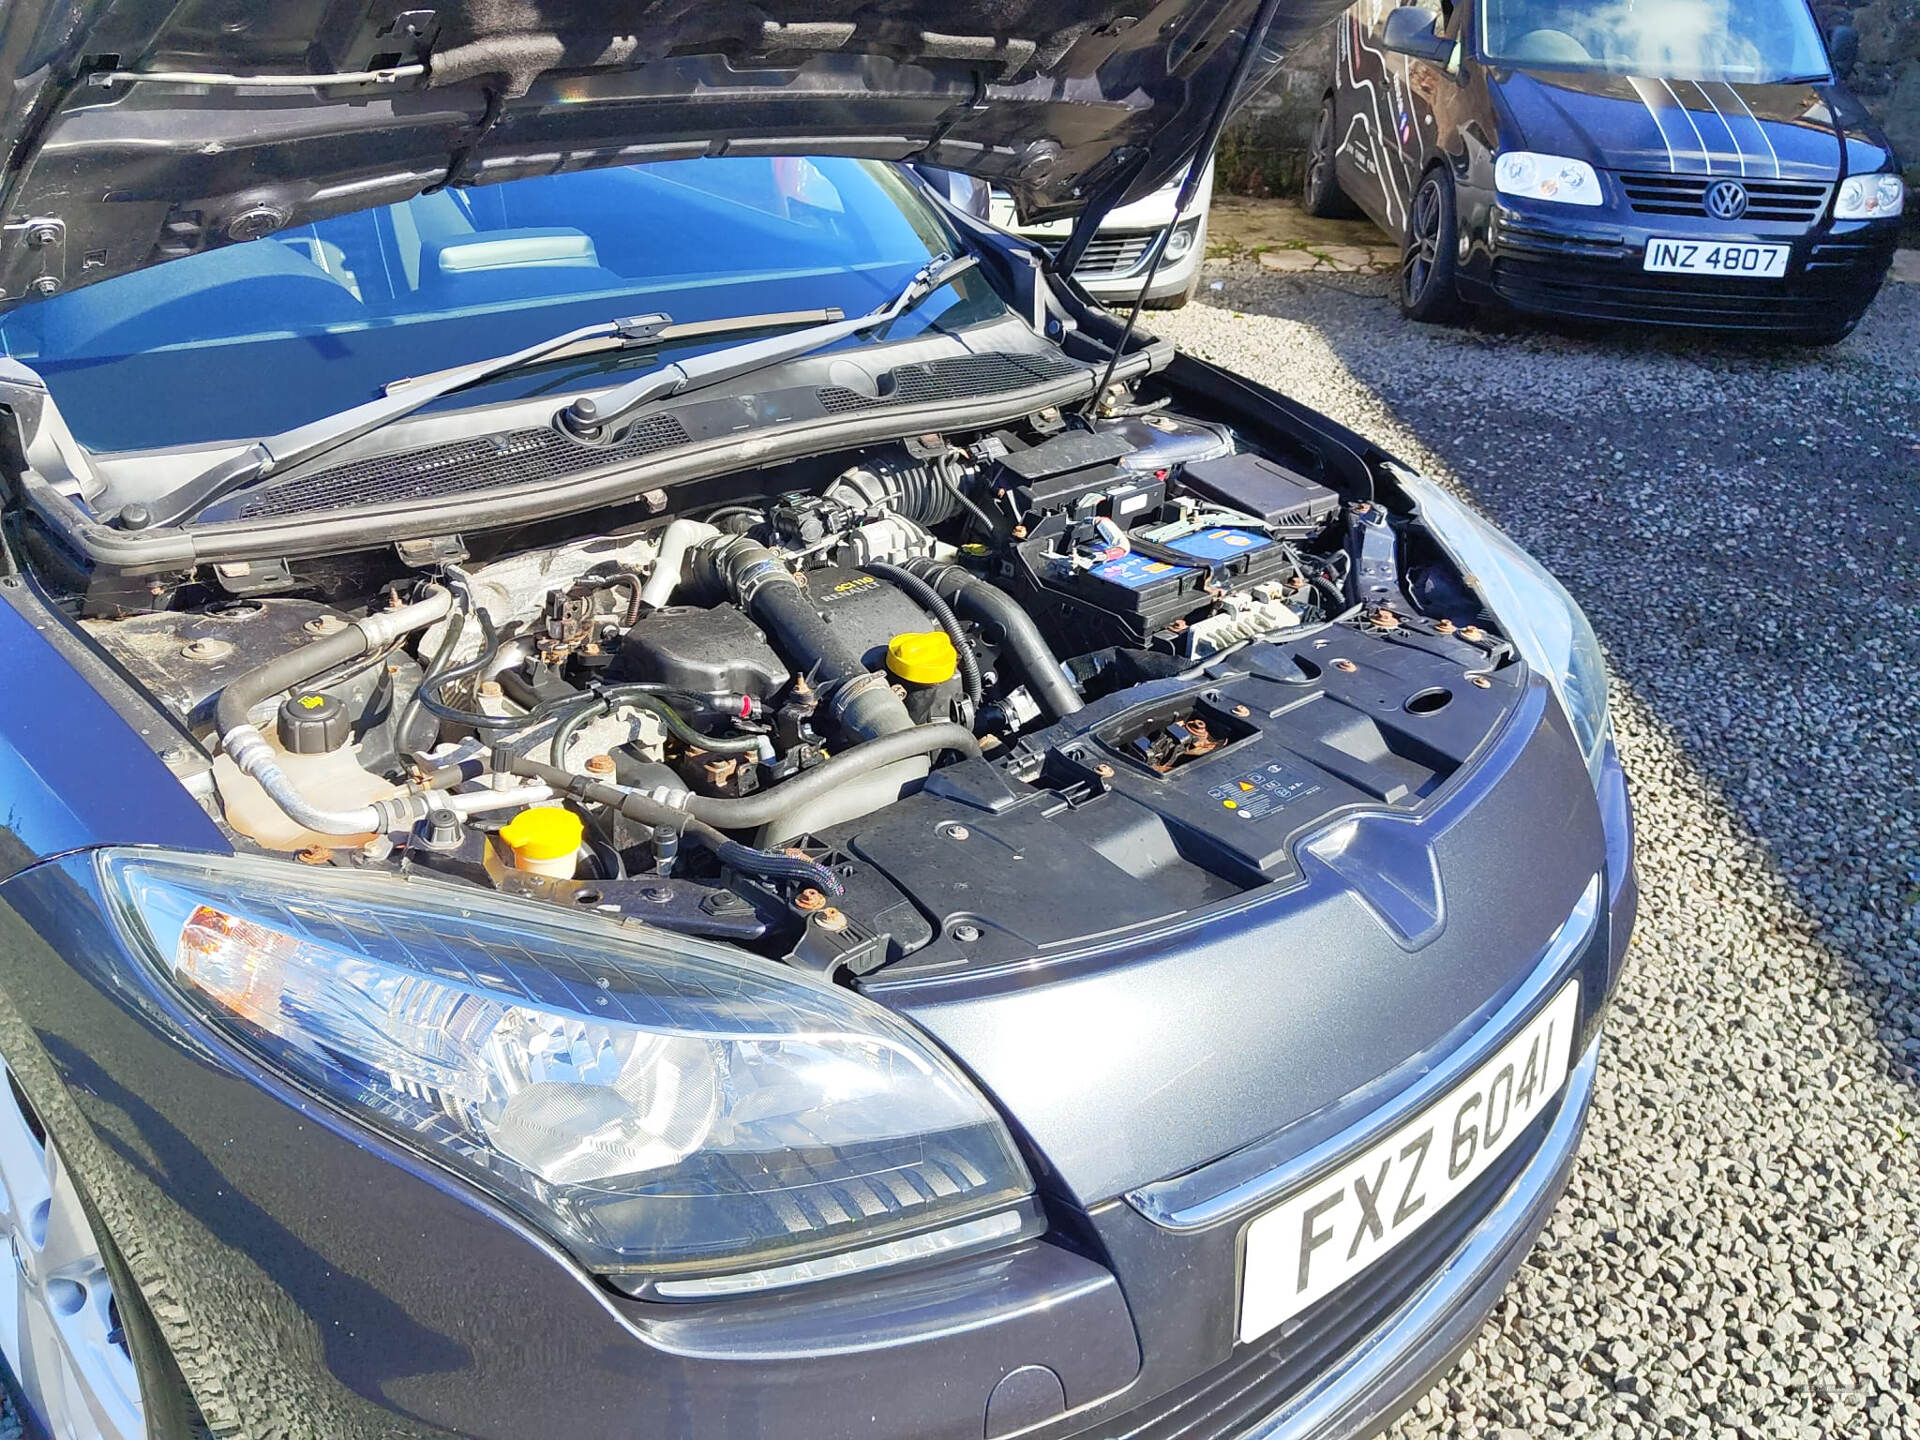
[691,534,915,741]
[216,587,455,835]
[899,559,1084,719]
[860,561,984,705]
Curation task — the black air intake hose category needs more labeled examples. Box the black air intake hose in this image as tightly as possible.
[900,559,1084,719]
[831,455,961,526]
[860,561,983,706]
[691,535,914,741]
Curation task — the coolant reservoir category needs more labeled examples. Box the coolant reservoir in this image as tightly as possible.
[211,689,405,852]
[212,742,403,852]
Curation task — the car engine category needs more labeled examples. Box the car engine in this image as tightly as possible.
[83,402,1521,979]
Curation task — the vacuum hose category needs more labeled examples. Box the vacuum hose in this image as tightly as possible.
[501,754,845,895]
[216,588,455,836]
[899,559,1084,719]
[691,535,916,741]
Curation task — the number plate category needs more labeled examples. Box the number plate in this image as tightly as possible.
[1644,239,1790,278]
[1238,981,1579,1343]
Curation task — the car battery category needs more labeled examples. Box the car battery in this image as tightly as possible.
[1043,526,1295,640]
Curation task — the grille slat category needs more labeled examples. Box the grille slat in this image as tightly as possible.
[1620,173,1830,222]
[1039,232,1157,281]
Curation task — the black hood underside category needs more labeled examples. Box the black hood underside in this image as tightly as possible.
[0,0,1346,310]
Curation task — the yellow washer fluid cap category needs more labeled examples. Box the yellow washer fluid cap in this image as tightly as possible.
[499,807,585,863]
[887,631,958,686]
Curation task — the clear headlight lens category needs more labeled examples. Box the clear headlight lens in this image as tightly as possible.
[1162,221,1198,261]
[1397,472,1612,788]
[1835,173,1905,221]
[100,851,1033,1289]
[1495,152,1604,207]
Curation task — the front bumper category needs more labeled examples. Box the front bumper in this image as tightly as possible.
[1466,200,1899,336]
[0,734,1635,1440]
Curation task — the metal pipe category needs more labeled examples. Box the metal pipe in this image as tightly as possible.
[639,519,720,609]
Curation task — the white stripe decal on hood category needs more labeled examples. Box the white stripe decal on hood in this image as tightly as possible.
[1658,79,1715,173]
[1691,82,1746,177]
[1716,83,1784,179]
[1628,76,1682,172]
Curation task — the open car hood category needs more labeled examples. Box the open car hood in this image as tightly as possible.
[0,0,1344,310]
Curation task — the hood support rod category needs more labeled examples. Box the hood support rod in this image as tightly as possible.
[1079,0,1287,414]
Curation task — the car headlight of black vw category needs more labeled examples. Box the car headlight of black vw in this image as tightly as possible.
[1397,470,1613,788]
[100,850,1036,1297]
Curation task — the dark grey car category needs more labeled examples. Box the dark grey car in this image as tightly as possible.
[0,2,1633,1437]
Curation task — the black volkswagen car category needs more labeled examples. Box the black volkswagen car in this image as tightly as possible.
[0,2,1635,1437]
[1308,0,1906,342]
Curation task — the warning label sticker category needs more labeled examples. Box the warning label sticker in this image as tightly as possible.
[1208,761,1326,822]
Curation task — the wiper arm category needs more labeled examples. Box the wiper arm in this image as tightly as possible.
[122,305,844,530]
[557,252,979,447]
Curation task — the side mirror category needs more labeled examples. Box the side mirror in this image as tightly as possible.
[1826,24,1860,82]
[1382,7,1453,65]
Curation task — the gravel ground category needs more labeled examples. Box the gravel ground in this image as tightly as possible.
[1154,268,1920,1439]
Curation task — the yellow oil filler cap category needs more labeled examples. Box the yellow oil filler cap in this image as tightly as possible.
[886,631,958,686]
[499,807,585,876]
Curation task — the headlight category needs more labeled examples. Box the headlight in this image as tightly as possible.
[1162,221,1198,261]
[100,850,1034,1295]
[1396,472,1612,787]
[1835,173,1905,220]
[1495,152,1604,207]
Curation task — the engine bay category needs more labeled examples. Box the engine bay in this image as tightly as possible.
[80,396,1524,980]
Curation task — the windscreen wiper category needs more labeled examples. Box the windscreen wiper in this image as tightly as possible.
[556,252,979,447]
[120,305,844,530]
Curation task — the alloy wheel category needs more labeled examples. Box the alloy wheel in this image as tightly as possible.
[1307,104,1334,197]
[1404,179,1443,305]
[0,1063,145,1440]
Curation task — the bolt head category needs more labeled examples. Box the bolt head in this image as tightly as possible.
[29,276,59,296]
[1332,658,1358,673]
[583,753,616,777]
[794,888,827,912]
[952,922,982,943]
[814,907,848,933]
[1470,674,1492,689]
[1094,762,1115,779]
[1231,704,1252,719]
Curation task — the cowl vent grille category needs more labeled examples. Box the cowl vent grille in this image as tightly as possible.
[225,415,692,520]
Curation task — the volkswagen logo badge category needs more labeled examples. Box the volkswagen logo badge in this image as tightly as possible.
[1705,180,1749,221]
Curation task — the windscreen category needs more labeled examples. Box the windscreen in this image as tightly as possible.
[0,157,1003,453]
[1478,0,1832,83]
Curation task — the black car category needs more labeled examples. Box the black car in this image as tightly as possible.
[1307,0,1906,342]
[0,2,1635,1438]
